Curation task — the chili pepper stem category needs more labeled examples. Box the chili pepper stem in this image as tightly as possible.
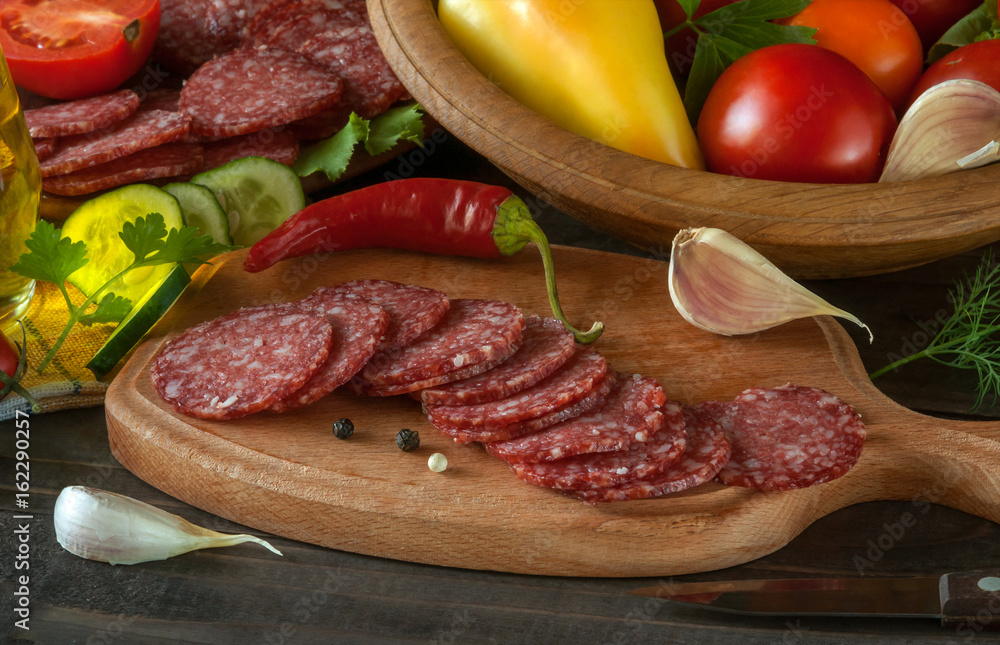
[493,198,604,343]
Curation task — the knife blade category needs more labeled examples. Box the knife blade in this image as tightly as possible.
[628,570,1000,630]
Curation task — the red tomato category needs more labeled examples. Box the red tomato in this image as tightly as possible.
[889,0,981,52]
[654,0,741,76]
[908,40,1000,107]
[781,0,923,114]
[0,0,161,100]
[697,44,897,184]
[0,328,19,381]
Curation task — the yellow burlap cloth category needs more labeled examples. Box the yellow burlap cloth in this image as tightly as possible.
[0,280,112,420]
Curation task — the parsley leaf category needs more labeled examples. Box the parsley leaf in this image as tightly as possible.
[142,224,233,266]
[926,2,1000,65]
[8,220,88,287]
[680,0,816,124]
[120,211,169,263]
[80,293,133,326]
[294,105,426,182]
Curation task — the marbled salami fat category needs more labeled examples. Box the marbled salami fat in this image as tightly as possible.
[420,316,576,406]
[178,48,343,140]
[43,142,203,197]
[271,291,388,412]
[24,90,139,138]
[714,384,866,491]
[298,18,408,118]
[505,400,687,491]
[151,304,333,420]
[321,280,450,352]
[568,404,732,503]
[425,345,607,431]
[155,0,270,74]
[38,110,191,178]
[440,371,617,444]
[201,129,300,172]
[485,373,666,462]
[360,299,524,388]
[33,138,56,162]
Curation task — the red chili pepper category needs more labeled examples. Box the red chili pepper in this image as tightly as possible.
[244,178,603,343]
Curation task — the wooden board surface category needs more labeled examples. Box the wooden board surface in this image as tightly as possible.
[106,247,1000,577]
[367,0,1000,279]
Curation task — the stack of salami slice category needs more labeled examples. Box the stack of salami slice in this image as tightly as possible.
[27,0,408,196]
[151,280,866,503]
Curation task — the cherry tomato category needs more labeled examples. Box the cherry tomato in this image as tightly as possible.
[781,0,923,114]
[0,0,161,100]
[654,0,741,76]
[888,0,981,52]
[908,40,1000,107]
[0,328,19,382]
[697,44,897,184]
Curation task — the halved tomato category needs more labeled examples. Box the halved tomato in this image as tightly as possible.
[0,0,161,100]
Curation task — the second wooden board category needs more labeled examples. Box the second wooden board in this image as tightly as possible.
[106,247,1000,576]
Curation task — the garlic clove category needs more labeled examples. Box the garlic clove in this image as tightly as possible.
[879,79,1000,183]
[54,486,282,565]
[668,227,872,341]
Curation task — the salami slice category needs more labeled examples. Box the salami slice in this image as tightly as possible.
[360,299,524,389]
[178,48,343,140]
[271,292,388,412]
[38,109,192,178]
[437,370,617,444]
[505,401,687,491]
[140,89,182,113]
[485,374,666,462]
[714,384,866,491]
[34,138,57,162]
[246,0,351,49]
[151,304,333,420]
[42,143,204,197]
[319,280,450,352]
[24,90,140,139]
[419,316,576,406]
[349,354,508,398]
[201,129,300,172]
[567,404,733,503]
[155,0,270,74]
[425,345,607,430]
[299,20,408,118]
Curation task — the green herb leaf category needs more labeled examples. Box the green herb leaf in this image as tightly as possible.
[119,212,168,263]
[8,220,88,286]
[294,105,426,182]
[871,250,1000,412]
[926,2,999,64]
[677,0,701,21]
[80,293,133,326]
[683,0,817,123]
[365,104,426,156]
[141,225,233,266]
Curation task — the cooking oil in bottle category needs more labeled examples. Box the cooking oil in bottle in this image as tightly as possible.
[0,46,39,332]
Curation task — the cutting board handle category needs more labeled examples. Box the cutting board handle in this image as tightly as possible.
[941,571,1000,631]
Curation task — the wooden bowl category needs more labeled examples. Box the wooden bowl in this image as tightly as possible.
[368,0,1000,279]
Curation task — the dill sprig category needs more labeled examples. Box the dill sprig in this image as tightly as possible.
[870,250,1000,412]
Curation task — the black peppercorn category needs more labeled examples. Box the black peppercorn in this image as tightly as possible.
[395,428,419,452]
[332,418,354,439]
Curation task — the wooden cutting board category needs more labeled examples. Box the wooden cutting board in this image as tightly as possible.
[106,247,1000,577]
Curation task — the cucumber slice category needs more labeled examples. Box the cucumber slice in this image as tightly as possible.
[190,156,305,247]
[163,182,233,246]
[86,264,191,380]
[60,184,185,307]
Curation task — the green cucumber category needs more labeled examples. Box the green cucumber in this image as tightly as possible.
[60,184,185,307]
[86,264,191,380]
[163,182,233,246]
[190,156,305,247]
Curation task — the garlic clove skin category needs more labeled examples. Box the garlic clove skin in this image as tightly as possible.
[669,227,872,341]
[879,79,1000,183]
[54,486,282,565]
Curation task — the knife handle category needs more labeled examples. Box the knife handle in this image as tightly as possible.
[940,571,1000,632]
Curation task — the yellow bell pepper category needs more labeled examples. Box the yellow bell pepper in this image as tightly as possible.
[438,0,705,170]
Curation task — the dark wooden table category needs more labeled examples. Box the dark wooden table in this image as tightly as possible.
[5,135,1000,644]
